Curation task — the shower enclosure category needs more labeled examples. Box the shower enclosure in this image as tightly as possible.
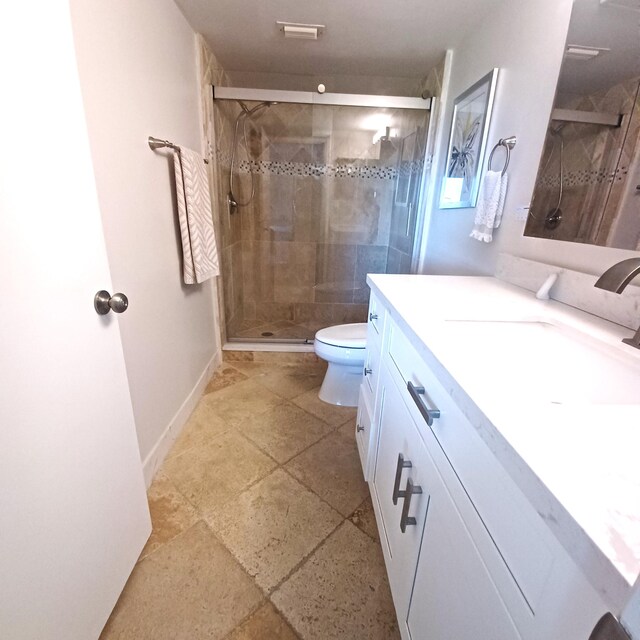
[211,88,432,343]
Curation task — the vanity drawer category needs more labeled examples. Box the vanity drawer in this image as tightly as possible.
[367,291,386,338]
[355,386,374,480]
[362,297,385,411]
[387,320,555,621]
[363,330,381,400]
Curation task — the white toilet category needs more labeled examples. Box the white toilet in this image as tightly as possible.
[314,323,367,406]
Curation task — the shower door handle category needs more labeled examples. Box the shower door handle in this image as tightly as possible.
[406,202,414,236]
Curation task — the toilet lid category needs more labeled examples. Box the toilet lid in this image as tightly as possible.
[315,323,367,349]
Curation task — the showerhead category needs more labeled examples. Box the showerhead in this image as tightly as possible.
[236,100,276,118]
[228,99,277,213]
[247,101,275,116]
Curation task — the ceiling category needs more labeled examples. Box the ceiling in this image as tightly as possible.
[174,0,504,83]
[558,0,640,95]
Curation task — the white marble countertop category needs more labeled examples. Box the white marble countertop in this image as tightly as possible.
[367,274,640,611]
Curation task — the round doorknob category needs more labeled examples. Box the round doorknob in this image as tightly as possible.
[94,290,129,315]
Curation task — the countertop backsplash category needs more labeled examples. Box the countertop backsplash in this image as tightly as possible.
[495,253,640,331]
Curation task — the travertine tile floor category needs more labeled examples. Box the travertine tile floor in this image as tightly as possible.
[100,358,400,640]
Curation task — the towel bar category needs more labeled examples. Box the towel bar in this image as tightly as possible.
[148,136,209,164]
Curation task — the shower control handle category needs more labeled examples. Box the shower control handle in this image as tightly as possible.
[94,290,129,315]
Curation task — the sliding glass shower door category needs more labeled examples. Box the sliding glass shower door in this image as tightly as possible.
[214,96,431,342]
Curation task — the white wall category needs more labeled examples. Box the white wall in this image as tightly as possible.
[69,0,220,474]
[422,0,640,277]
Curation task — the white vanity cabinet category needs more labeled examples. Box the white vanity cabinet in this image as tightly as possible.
[373,363,520,639]
[361,292,611,640]
[355,291,387,481]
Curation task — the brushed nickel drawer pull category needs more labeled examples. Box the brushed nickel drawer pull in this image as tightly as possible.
[364,367,373,376]
[356,423,365,433]
[400,477,423,533]
[392,453,412,505]
[407,381,441,427]
[369,312,378,321]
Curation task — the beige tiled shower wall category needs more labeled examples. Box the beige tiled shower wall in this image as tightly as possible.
[222,103,429,339]
[197,36,243,342]
[200,57,441,341]
[526,75,640,246]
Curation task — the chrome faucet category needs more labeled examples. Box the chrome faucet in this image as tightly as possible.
[594,258,640,349]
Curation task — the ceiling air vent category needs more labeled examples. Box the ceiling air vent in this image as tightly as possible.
[276,21,325,40]
[565,44,610,61]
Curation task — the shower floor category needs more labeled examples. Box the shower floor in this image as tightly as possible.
[227,304,369,343]
[234,319,316,341]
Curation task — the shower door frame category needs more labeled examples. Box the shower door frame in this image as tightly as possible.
[213,86,433,346]
[213,86,431,111]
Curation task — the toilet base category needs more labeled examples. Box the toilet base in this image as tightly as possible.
[318,362,362,407]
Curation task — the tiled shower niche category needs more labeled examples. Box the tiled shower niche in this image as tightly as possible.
[214,100,431,342]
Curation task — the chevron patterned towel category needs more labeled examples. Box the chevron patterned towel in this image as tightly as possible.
[174,147,220,284]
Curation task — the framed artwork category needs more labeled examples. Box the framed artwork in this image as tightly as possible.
[440,68,499,209]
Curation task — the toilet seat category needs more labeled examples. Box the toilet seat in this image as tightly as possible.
[315,323,367,349]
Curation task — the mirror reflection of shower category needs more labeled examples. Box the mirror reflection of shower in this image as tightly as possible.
[544,124,566,230]
[228,100,276,214]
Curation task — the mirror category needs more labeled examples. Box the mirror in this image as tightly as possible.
[524,0,640,250]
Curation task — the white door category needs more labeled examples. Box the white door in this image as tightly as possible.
[0,3,151,639]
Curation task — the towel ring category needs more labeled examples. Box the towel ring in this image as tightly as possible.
[488,136,517,175]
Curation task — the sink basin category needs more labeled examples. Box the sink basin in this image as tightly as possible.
[443,320,640,405]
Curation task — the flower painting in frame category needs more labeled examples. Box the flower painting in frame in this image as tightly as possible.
[440,69,499,209]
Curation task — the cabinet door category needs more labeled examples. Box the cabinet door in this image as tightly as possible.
[355,386,373,480]
[407,444,521,640]
[372,365,430,620]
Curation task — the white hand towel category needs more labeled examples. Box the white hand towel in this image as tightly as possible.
[174,147,220,284]
[470,170,508,243]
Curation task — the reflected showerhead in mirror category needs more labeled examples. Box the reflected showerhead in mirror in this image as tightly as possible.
[524,0,640,249]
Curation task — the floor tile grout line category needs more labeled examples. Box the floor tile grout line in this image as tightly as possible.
[279,465,350,520]
[161,515,271,619]
[114,360,397,639]
[160,416,339,532]
[267,520,378,639]
[236,406,346,467]
[166,417,359,540]
[219,599,304,640]
[146,417,361,566]
[209,497,344,600]
[348,492,380,543]
[164,393,290,463]
[217,596,270,640]
[200,360,354,433]
[142,361,362,567]
[267,515,346,598]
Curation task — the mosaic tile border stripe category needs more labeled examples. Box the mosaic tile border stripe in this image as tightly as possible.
[537,167,627,189]
[215,150,425,181]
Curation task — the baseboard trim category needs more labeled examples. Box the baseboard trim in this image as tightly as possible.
[141,348,222,487]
